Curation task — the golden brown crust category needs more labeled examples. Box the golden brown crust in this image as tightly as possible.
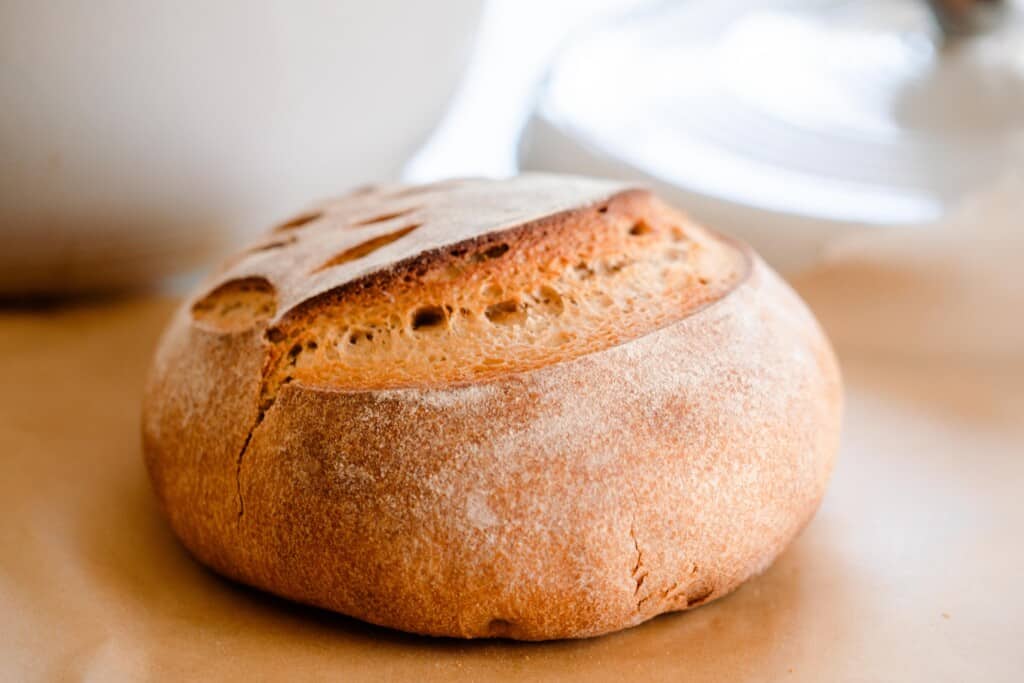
[143,174,841,640]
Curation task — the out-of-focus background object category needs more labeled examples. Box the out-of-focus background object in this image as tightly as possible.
[928,0,1011,36]
[521,0,1024,274]
[0,0,481,295]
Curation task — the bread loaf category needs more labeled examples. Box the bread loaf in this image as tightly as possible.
[143,174,841,640]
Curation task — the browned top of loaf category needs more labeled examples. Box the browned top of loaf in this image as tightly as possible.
[190,174,748,394]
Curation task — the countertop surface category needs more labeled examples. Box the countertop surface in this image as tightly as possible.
[2,295,1021,681]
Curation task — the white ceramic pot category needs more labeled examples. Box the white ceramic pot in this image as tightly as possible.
[0,0,481,294]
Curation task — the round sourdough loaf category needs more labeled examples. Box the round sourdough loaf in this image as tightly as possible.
[143,174,841,640]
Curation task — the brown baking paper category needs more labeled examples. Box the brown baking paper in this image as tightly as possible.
[2,294,1021,681]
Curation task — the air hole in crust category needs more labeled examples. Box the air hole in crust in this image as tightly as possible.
[485,299,522,325]
[411,305,447,330]
[347,328,374,346]
[474,243,509,261]
[629,220,654,236]
[313,224,420,273]
[191,277,276,333]
[274,211,322,232]
[352,207,417,227]
[573,262,594,280]
[536,285,564,315]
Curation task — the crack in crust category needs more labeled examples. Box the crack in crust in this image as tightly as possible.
[629,524,647,599]
[234,431,255,518]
